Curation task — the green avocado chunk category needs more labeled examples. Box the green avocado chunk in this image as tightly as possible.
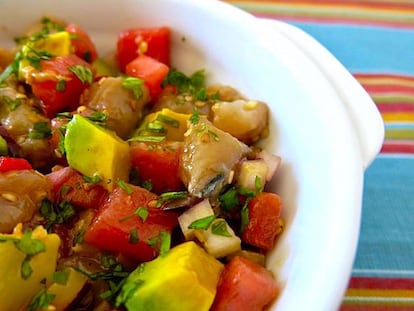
[0,225,60,311]
[116,241,224,311]
[64,114,131,191]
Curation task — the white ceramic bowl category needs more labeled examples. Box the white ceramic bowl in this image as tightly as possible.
[0,0,384,310]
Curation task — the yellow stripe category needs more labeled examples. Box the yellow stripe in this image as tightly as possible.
[357,77,414,88]
[228,2,414,23]
[382,112,414,122]
[345,289,414,305]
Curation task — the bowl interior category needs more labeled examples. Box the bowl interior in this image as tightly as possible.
[0,0,364,310]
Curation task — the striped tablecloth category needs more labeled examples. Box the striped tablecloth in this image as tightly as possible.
[223,1,414,310]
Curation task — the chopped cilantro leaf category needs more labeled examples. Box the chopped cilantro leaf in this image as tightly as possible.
[190,108,200,125]
[53,269,70,285]
[129,228,139,244]
[29,122,52,139]
[135,206,149,222]
[1,95,22,111]
[128,136,166,143]
[56,79,66,92]
[26,288,55,311]
[240,199,250,233]
[219,187,239,211]
[83,173,102,184]
[188,214,217,230]
[16,230,46,256]
[122,77,144,100]
[156,114,179,128]
[117,180,134,195]
[68,65,93,84]
[211,220,232,237]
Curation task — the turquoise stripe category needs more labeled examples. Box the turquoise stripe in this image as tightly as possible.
[289,22,414,76]
[386,123,414,129]
[353,156,414,274]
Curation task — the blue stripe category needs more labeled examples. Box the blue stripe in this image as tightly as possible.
[289,23,414,76]
[352,156,414,273]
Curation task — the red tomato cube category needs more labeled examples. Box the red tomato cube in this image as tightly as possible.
[130,141,184,194]
[242,192,282,250]
[83,184,179,262]
[125,54,169,100]
[117,26,170,71]
[211,256,279,311]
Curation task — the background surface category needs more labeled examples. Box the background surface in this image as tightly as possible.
[224,1,414,310]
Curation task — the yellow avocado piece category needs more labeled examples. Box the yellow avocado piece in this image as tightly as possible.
[48,267,88,310]
[64,114,131,191]
[117,241,224,311]
[18,31,72,81]
[0,224,60,311]
[134,108,190,141]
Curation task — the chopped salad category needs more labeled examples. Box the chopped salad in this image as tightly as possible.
[0,17,284,311]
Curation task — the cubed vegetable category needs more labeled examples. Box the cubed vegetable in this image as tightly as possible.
[65,24,98,62]
[117,26,170,71]
[0,225,60,311]
[211,256,279,311]
[178,199,215,240]
[64,114,131,191]
[47,267,88,310]
[242,192,283,250]
[0,156,32,172]
[18,31,72,80]
[237,159,268,192]
[130,141,184,194]
[195,218,241,258]
[31,55,94,117]
[125,54,169,100]
[133,108,190,141]
[83,184,179,262]
[116,241,223,311]
[46,166,107,209]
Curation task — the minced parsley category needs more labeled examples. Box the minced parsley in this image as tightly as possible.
[122,77,144,100]
[211,220,232,237]
[188,215,217,230]
[68,65,93,84]
[26,288,55,311]
[0,229,47,280]
[29,122,52,139]
[117,180,134,195]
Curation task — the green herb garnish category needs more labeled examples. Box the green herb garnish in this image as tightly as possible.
[147,230,171,257]
[211,220,232,237]
[29,122,52,139]
[156,114,179,128]
[117,180,134,195]
[26,289,55,311]
[68,65,93,84]
[190,108,200,125]
[39,198,76,230]
[128,136,166,143]
[83,173,102,184]
[53,269,70,285]
[219,187,239,211]
[135,206,149,222]
[188,215,217,230]
[122,77,144,100]
[56,79,67,92]
[129,228,139,244]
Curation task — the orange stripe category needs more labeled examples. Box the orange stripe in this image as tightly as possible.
[346,289,414,298]
[382,112,414,122]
